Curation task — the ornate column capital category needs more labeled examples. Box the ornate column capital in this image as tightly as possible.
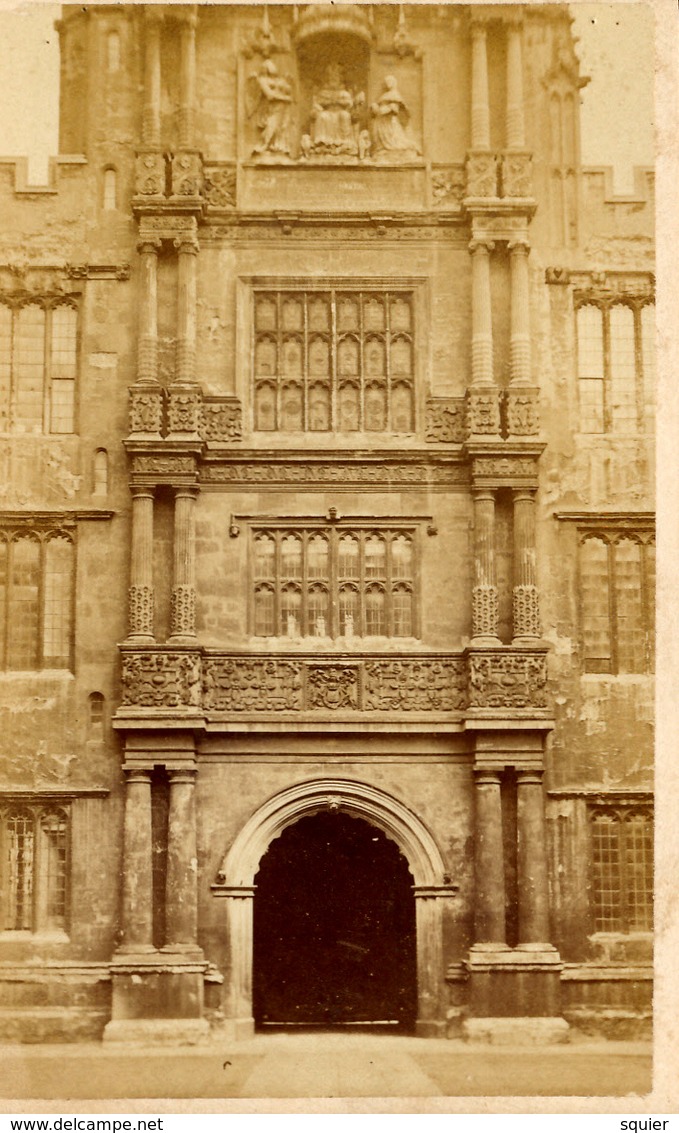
[469,237,495,256]
[173,236,200,255]
[136,238,163,256]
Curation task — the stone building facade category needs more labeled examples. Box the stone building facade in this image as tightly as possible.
[0,3,654,1043]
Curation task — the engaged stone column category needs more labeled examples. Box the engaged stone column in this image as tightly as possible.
[516,770,551,944]
[506,18,526,150]
[164,769,199,950]
[142,11,162,146]
[178,11,198,148]
[471,22,491,149]
[175,236,199,384]
[470,239,495,387]
[120,768,154,953]
[512,488,540,640]
[472,488,500,643]
[474,770,506,945]
[170,487,197,641]
[509,241,531,386]
[128,487,155,641]
[137,240,160,383]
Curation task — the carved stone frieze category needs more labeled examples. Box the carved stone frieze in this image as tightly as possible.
[201,400,243,442]
[501,153,533,199]
[138,215,199,244]
[472,456,539,484]
[170,585,197,638]
[132,455,197,477]
[170,151,203,199]
[432,166,466,208]
[468,651,548,710]
[472,586,499,639]
[466,388,502,437]
[307,665,359,710]
[203,165,237,209]
[167,386,201,434]
[425,398,466,443]
[513,585,541,638]
[363,659,466,712]
[134,151,166,198]
[201,462,468,489]
[466,152,499,198]
[505,388,540,436]
[121,651,201,708]
[129,385,164,435]
[203,657,303,711]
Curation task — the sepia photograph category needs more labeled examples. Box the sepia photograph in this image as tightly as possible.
[0,0,674,1113]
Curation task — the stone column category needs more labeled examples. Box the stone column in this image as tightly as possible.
[471,22,491,149]
[137,241,160,383]
[472,488,500,643]
[164,769,199,951]
[175,237,198,384]
[225,888,257,1039]
[119,768,155,953]
[506,19,526,150]
[516,770,551,944]
[512,488,541,640]
[142,11,162,146]
[128,487,155,641]
[509,241,531,385]
[473,770,506,945]
[178,11,198,148]
[414,890,445,1036]
[170,487,197,642]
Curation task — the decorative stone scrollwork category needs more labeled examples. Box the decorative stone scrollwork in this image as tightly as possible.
[170,585,196,638]
[466,388,502,436]
[167,386,201,434]
[134,152,166,198]
[466,152,499,198]
[170,152,203,199]
[203,658,303,712]
[201,400,242,442]
[121,651,201,708]
[468,651,548,710]
[432,167,466,207]
[472,456,538,482]
[512,585,541,638]
[505,388,540,436]
[425,399,466,443]
[501,153,533,198]
[129,385,164,435]
[128,586,154,638]
[307,665,358,710]
[363,660,466,712]
[132,455,196,477]
[472,586,499,639]
[203,166,237,209]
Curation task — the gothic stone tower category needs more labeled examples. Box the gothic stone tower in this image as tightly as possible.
[0,4,653,1043]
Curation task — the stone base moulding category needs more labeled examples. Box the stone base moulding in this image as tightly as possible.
[465,945,566,1032]
[103,1018,210,1045]
[104,951,209,1045]
[461,1016,570,1045]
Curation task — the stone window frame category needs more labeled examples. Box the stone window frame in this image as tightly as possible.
[0,800,71,937]
[0,524,76,672]
[249,518,420,641]
[247,279,422,437]
[574,292,655,435]
[0,296,79,436]
[588,804,653,935]
[576,524,655,675]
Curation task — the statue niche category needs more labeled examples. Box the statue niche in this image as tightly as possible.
[300,63,369,162]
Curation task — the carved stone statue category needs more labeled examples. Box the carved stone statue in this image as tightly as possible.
[300,64,366,160]
[248,60,295,159]
[369,75,420,162]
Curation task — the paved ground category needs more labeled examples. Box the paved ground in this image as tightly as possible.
[0,1033,653,1101]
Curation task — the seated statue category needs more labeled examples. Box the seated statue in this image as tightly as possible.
[300,64,366,160]
[369,75,421,162]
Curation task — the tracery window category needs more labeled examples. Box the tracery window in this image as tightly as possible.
[0,528,75,671]
[253,288,415,434]
[590,807,653,933]
[0,802,69,934]
[579,530,655,674]
[252,525,416,638]
[0,300,77,434]
[575,299,654,434]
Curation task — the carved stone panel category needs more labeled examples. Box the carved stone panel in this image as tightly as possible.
[468,651,548,710]
[307,664,359,710]
[129,385,164,435]
[167,386,201,435]
[431,166,465,208]
[425,398,466,443]
[501,153,533,199]
[505,388,540,436]
[203,657,303,711]
[363,659,466,712]
[203,165,237,209]
[201,400,243,442]
[466,152,499,198]
[134,151,166,199]
[170,152,204,199]
[121,651,202,708]
[466,388,502,437]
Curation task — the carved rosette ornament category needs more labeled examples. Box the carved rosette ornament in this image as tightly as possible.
[201,401,242,442]
[466,387,502,437]
[134,152,165,198]
[167,386,201,435]
[307,665,359,710]
[128,585,154,638]
[501,153,533,198]
[466,152,498,198]
[203,166,237,209]
[472,585,499,640]
[513,585,541,638]
[170,152,203,199]
[431,167,466,207]
[203,658,303,712]
[121,651,201,708]
[129,385,164,436]
[505,388,540,436]
[468,651,548,710]
[425,399,466,443]
[170,585,196,639]
[363,660,466,712]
